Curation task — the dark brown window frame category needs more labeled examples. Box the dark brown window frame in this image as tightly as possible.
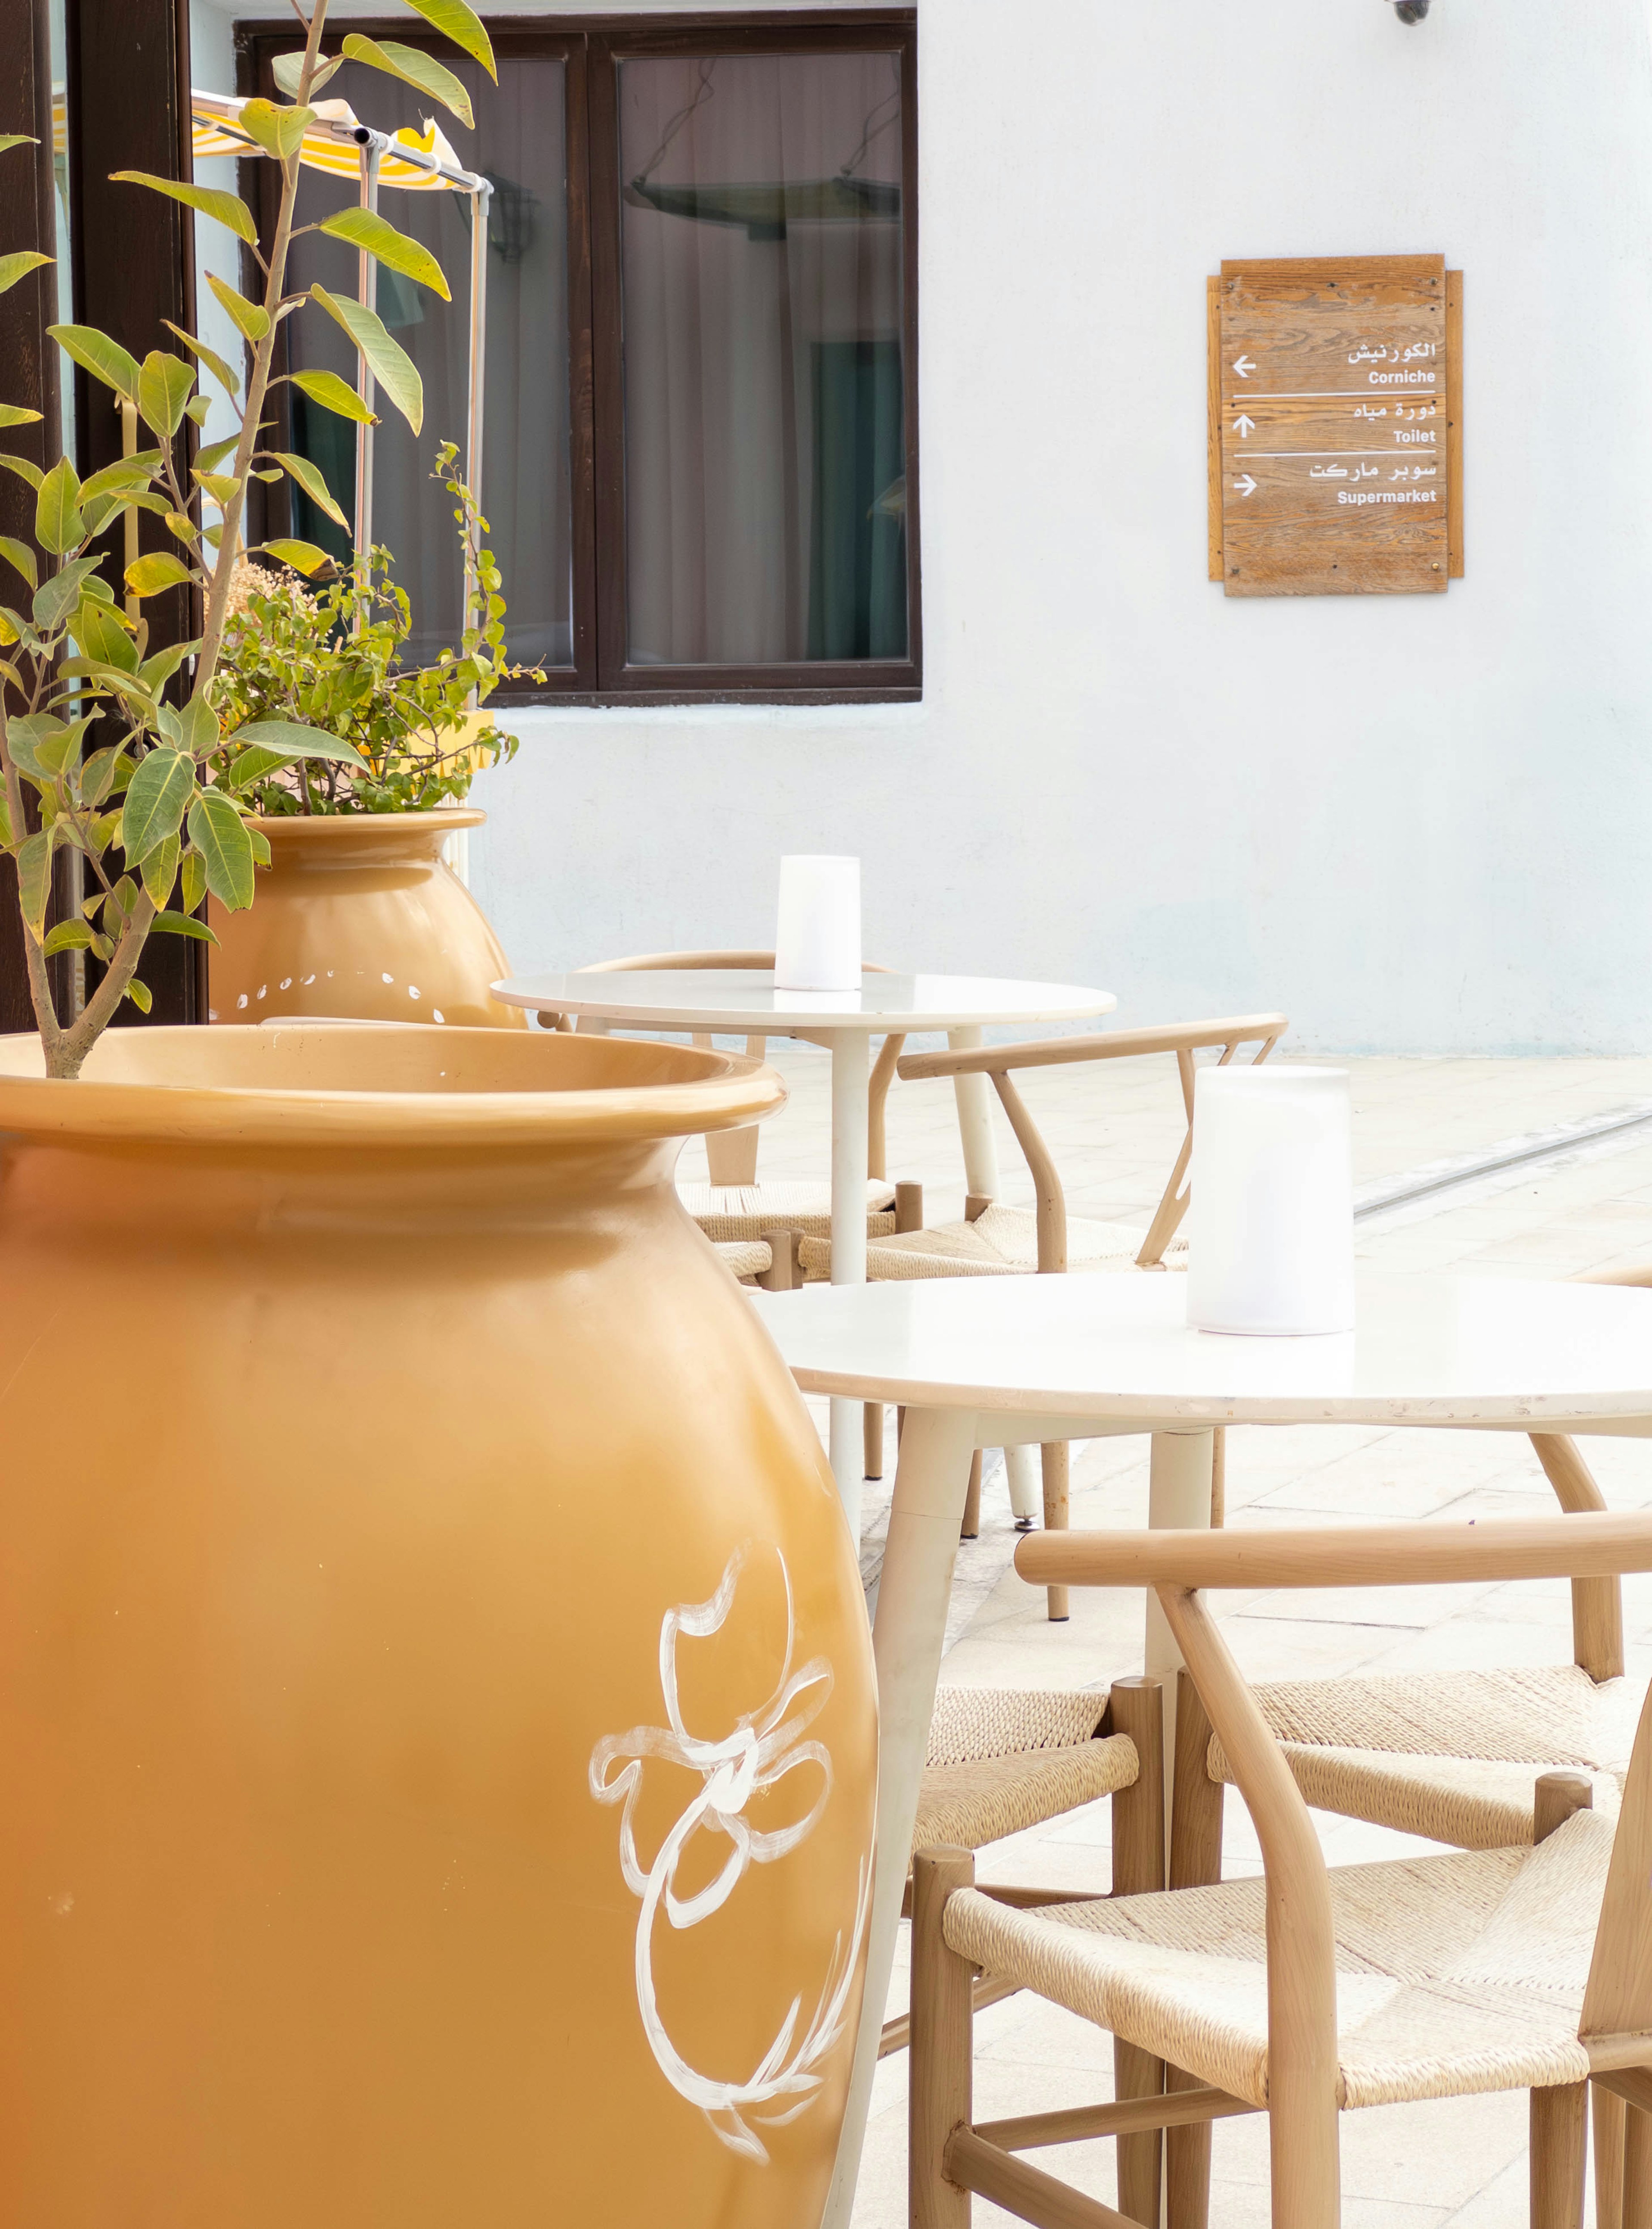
[237,9,920,707]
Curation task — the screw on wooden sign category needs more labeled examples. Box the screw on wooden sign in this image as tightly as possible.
[1206,256,1463,596]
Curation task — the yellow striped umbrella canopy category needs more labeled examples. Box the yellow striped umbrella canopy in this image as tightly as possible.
[189,92,466,191]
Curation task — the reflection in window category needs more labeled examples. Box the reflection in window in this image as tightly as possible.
[619,52,907,667]
[282,56,573,669]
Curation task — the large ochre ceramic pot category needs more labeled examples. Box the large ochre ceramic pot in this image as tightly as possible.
[207,809,527,1028]
[0,1025,875,2229]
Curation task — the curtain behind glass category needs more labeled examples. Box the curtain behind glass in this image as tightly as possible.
[283,56,571,668]
[619,51,906,667]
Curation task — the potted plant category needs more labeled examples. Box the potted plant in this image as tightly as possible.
[0,6,877,2223]
[204,446,543,1026]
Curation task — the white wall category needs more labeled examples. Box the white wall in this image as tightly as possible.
[311,0,1652,1052]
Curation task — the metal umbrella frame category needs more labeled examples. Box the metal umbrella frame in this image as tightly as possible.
[191,90,493,598]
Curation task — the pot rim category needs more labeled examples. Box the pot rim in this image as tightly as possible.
[0,1026,786,1148]
[248,808,486,836]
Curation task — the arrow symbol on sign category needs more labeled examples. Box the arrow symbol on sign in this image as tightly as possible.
[1232,354,1256,378]
[1233,413,1256,438]
[1234,474,1257,497]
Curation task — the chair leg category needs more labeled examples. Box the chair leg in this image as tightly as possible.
[1533,2084,1589,2229]
[1041,1441,1069,1621]
[1110,1679,1165,2226]
[1624,2100,1652,2229]
[911,1846,976,2229]
[1167,1669,1225,2229]
[960,1450,983,1541]
[1597,2087,1627,2229]
[865,1402,884,1481]
[1210,1426,1226,1529]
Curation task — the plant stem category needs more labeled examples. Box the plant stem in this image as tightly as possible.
[46,893,157,1079]
[194,0,328,697]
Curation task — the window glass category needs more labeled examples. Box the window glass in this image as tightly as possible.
[48,0,74,469]
[618,51,906,667]
[283,55,573,668]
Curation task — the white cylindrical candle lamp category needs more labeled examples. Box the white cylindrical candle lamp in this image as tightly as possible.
[1186,1066,1355,1336]
[774,856,862,992]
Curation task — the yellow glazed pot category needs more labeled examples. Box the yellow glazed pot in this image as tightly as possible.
[207,808,527,1028]
[0,1026,875,2229]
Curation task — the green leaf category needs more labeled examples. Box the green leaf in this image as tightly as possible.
[139,639,198,693]
[141,829,179,908]
[339,33,475,127]
[120,746,194,861]
[179,849,206,915]
[162,320,239,399]
[261,537,333,577]
[318,207,451,300]
[15,829,49,935]
[0,790,11,846]
[124,977,152,1016]
[5,711,55,778]
[185,395,211,428]
[35,457,83,555]
[397,0,496,80]
[206,271,271,344]
[41,919,93,957]
[0,452,43,491]
[124,551,195,599]
[247,825,271,868]
[310,285,423,434]
[227,718,370,770]
[284,368,377,428]
[79,451,163,506]
[0,250,51,297]
[47,322,139,400]
[192,470,241,506]
[271,50,343,100]
[0,136,39,156]
[136,350,196,439]
[187,787,255,910]
[269,447,351,527]
[0,403,42,428]
[176,696,218,757]
[32,556,103,630]
[152,907,217,945]
[0,535,37,590]
[34,713,95,778]
[236,98,314,162]
[195,434,241,474]
[80,745,128,808]
[109,171,257,245]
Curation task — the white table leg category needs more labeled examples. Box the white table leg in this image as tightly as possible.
[822,1403,979,2229]
[1004,1443,1040,1523]
[828,1031,871,1532]
[947,1024,1001,1200]
[1145,1428,1215,1844]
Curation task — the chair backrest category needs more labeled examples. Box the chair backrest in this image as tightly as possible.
[1015,1513,1652,2140]
[558,950,900,1188]
[897,1013,1288,1272]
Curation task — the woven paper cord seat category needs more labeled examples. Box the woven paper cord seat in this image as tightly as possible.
[799,1200,1189,1283]
[1214,1664,1647,1849]
[943,1806,1613,2112]
[912,1688,1138,1859]
[679,1176,895,1246]
[712,1238,773,1283]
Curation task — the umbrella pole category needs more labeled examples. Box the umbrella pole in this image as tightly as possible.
[464,178,490,636]
[351,140,382,582]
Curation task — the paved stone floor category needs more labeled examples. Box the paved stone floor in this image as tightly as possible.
[679,1046,1652,2226]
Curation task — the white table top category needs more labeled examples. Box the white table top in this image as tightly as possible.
[750,1272,1652,1428]
[490,969,1116,1036]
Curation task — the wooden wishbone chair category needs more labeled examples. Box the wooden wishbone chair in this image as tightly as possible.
[801,1014,1288,1614]
[913,1510,1652,2229]
[543,950,915,1471]
[1163,1266,1652,2229]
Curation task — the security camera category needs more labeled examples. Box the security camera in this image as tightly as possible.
[1392,0,1430,20]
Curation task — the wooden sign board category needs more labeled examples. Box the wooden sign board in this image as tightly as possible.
[1208,255,1462,596]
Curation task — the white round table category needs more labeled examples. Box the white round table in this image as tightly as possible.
[492,969,1116,1510]
[749,1270,1652,2229]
